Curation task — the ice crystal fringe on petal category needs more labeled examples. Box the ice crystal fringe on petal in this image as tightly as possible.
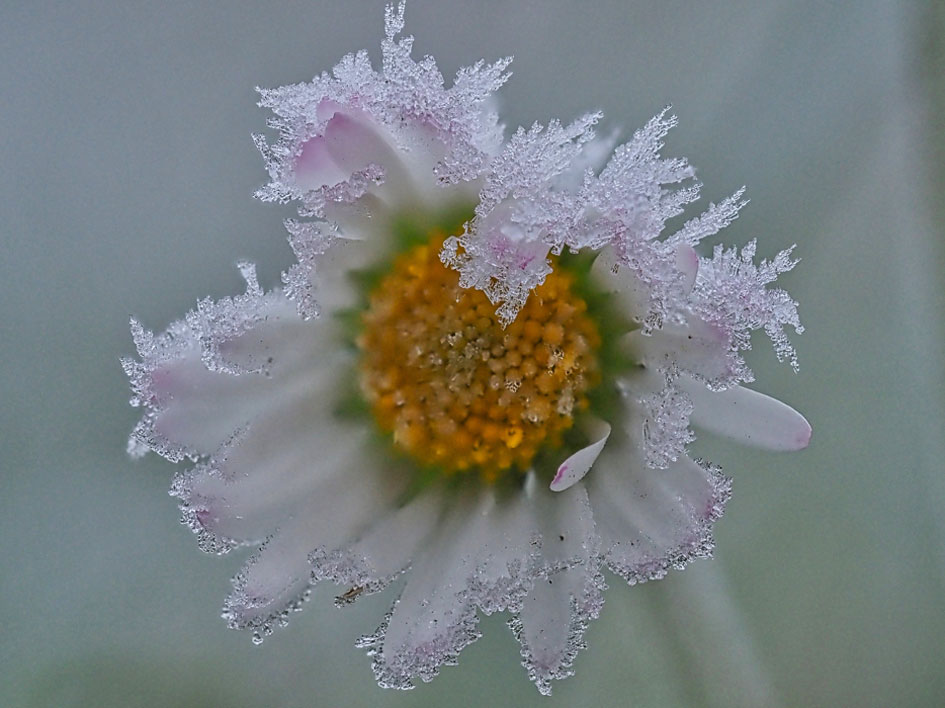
[122,267,292,462]
[639,374,696,470]
[510,480,605,695]
[358,480,605,692]
[312,491,446,605]
[222,450,404,642]
[442,114,601,323]
[358,496,489,689]
[692,240,803,377]
[510,563,606,696]
[591,446,732,586]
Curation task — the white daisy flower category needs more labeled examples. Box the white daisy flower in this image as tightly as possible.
[123,2,810,695]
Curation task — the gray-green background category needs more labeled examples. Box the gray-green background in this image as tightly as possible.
[3,1,943,706]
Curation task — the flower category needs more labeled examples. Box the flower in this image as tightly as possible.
[123,2,810,695]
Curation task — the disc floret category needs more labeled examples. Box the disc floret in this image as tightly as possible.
[357,235,602,482]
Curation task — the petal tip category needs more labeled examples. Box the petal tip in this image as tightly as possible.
[794,419,812,450]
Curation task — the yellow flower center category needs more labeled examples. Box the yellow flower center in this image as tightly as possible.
[357,234,602,483]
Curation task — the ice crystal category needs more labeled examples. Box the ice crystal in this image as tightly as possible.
[693,240,803,377]
[281,219,336,320]
[640,374,697,469]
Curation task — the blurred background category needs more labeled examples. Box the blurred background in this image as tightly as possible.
[2,1,943,706]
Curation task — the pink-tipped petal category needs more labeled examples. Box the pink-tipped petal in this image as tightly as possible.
[589,434,731,586]
[680,376,812,451]
[221,459,401,639]
[550,420,611,492]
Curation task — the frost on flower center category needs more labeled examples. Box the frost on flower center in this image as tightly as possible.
[357,234,602,483]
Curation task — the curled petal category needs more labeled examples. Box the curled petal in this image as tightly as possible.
[550,419,612,492]
[294,135,347,191]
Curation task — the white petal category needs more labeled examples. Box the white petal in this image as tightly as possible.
[625,316,732,383]
[221,534,314,642]
[213,297,331,374]
[362,495,489,689]
[464,494,542,615]
[179,418,369,545]
[149,298,343,455]
[589,245,650,317]
[321,491,446,592]
[589,429,731,585]
[527,474,598,565]
[464,477,599,615]
[322,110,415,203]
[149,354,274,454]
[222,457,402,637]
[512,562,605,696]
[679,376,812,451]
[550,419,611,492]
[511,480,603,694]
[366,486,578,688]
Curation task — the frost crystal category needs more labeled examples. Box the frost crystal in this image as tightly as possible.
[640,374,697,469]
[693,240,803,376]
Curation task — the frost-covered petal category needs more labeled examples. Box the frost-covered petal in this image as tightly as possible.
[511,561,605,696]
[222,455,404,639]
[254,0,510,228]
[637,376,696,470]
[626,316,733,385]
[359,494,490,689]
[320,109,416,204]
[589,245,651,321]
[147,354,274,455]
[314,491,447,599]
[680,376,812,451]
[173,419,368,548]
[294,135,347,191]
[442,114,602,323]
[588,422,731,585]
[692,240,803,376]
[123,271,309,460]
[220,533,315,643]
[510,480,604,695]
[362,484,592,689]
[134,290,341,457]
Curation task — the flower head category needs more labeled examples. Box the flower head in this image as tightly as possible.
[124,3,810,695]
